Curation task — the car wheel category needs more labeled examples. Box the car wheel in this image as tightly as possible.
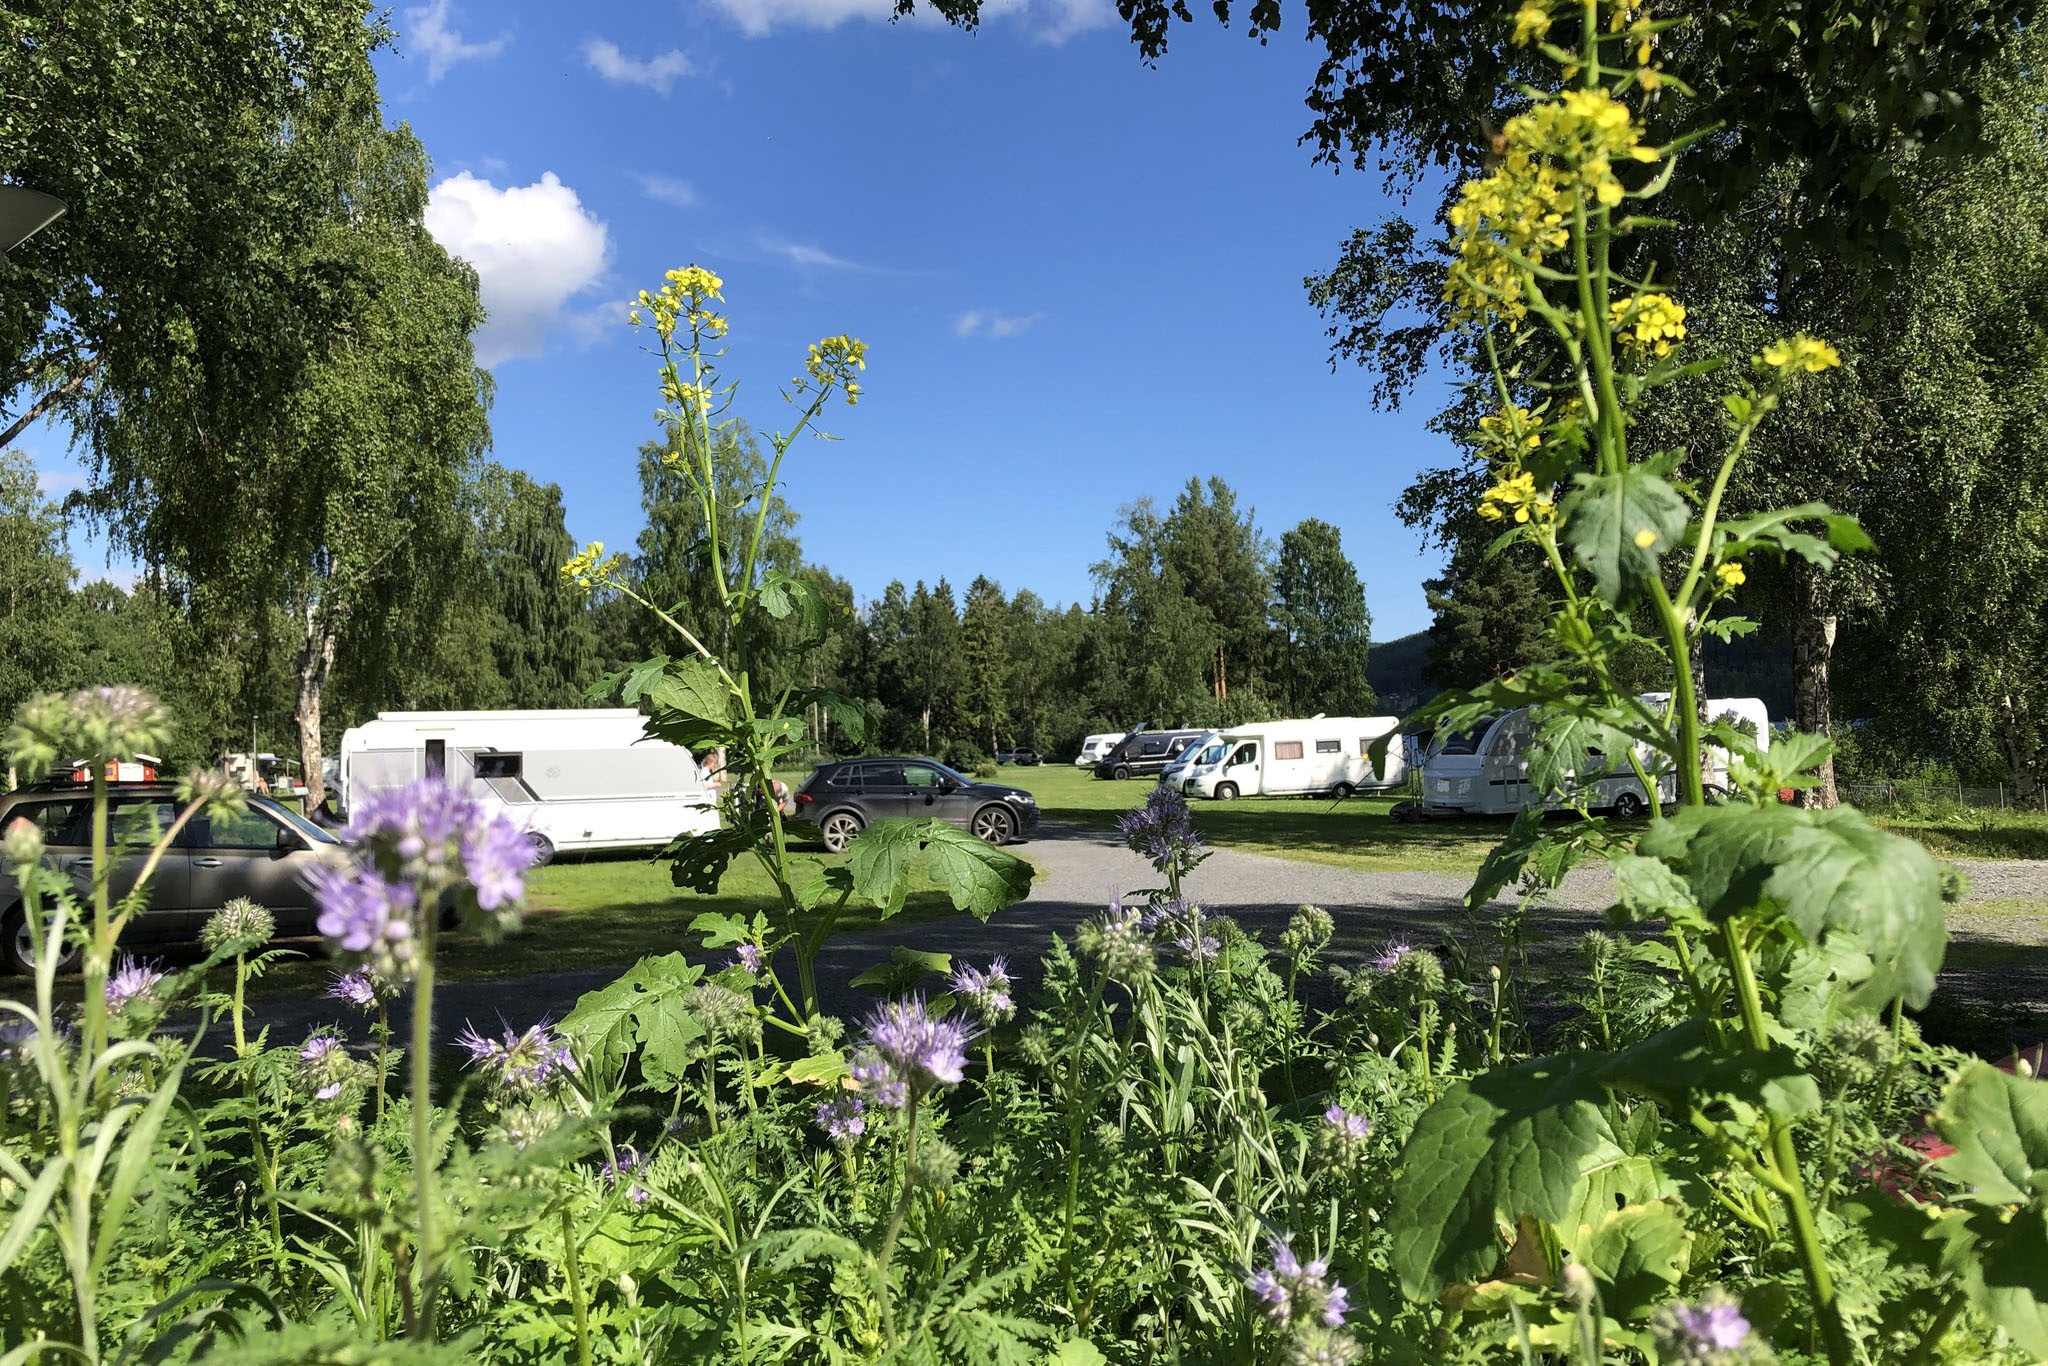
[1611,791,1647,820]
[1332,782,1356,800]
[1215,782,1239,801]
[1112,764,1132,781]
[821,811,864,854]
[971,806,1016,846]
[2,904,79,976]
[527,832,557,868]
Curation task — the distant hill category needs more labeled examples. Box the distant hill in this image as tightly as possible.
[1367,630,1436,716]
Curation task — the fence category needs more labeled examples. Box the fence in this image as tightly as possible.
[1838,780,2048,815]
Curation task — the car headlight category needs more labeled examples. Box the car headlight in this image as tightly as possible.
[1004,792,1033,805]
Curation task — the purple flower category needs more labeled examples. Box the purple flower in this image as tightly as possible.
[311,864,416,957]
[947,958,1015,1025]
[461,813,535,911]
[731,943,766,976]
[1248,1237,1350,1329]
[455,1021,577,1096]
[0,1016,38,1061]
[850,997,971,1109]
[105,956,165,1014]
[815,1095,868,1144]
[1367,938,1414,973]
[601,1145,650,1204]
[328,970,379,1010]
[1654,1291,1757,1362]
[1118,785,1205,874]
[298,1030,353,1102]
[1323,1104,1371,1142]
[1173,928,1221,963]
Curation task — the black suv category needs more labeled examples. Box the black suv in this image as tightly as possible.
[0,781,349,973]
[1092,729,1210,781]
[793,758,1040,853]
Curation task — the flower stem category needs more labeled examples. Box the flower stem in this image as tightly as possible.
[875,1094,921,1346]
[562,1208,593,1366]
[410,922,439,1339]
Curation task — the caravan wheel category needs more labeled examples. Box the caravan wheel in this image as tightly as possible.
[527,832,557,868]
[1331,782,1356,800]
[1610,792,1647,820]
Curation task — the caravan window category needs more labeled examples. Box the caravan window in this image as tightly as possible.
[1314,739,1340,754]
[1437,719,1498,756]
[475,753,522,780]
[1274,741,1304,761]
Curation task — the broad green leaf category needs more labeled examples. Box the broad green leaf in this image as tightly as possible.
[916,820,1035,919]
[617,654,672,704]
[848,819,924,916]
[637,991,709,1085]
[648,656,731,725]
[688,911,749,948]
[1600,1020,1821,1119]
[1609,853,1699,925]
[1045,1342,1109,1366]
[664,824,764,895]
[850,946,953,994]
[1526,707,1631,800]
[1388,1054,1615,1299]
[788,687,868,746]
[1466,806,1547,908]
[1561,468,1690,603]
[1580,1202,1692,1319]
[1931,1207,2048,1357]
[560,953,706,1074]
[793,862,855,911]
[1645,803,1947,1008]
[1933,1062,2048,1208]
[785,1052,851,1087]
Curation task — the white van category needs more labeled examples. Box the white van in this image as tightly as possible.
[339,709,719,864]
[1074,733,1127,768]
[1181,717,1408,800]
[1419,697,1768,818]
[1158,730,1224,788]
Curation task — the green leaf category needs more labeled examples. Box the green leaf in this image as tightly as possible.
[559,953,707,1075]
[1045,1342,1109,1366]
[1609,853,1700,925]
[793,863,855,912]
[663,824,764,895]
[916,820,1035,919]
[688,911,749,949]
[1933,1062,2048,1208]
[784,1052,851,1088]
[1466,806,1547,908]
[1600,1020,1822,1120]
[1580,1202,1692,1319]
[850,946,953,994]
[1388,1054,1615,1299]
[1560,468,1690,603]
[848,818,923,916]
[1667,803,1947,1007]
[788,687,868,747]
[1526,708,1632,800]
[1722,393,1752,423]
[614,654,671,704]
[637,989,709,1085]
[647,656,731,725]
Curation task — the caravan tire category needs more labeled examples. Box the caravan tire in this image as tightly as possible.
[1610,792,1647,820]
[1331,783,1356,800]
[1214,782,1239,801]
[821,811,864,854]
[527,833,557,868]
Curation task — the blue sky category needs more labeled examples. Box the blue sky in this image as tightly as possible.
[49,0,1467,638]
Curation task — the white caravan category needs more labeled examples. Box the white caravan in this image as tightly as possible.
[1419,696,1769,818]
[339,709,719,864]
[1180,717,1408,800]
[1074,733,1127,768]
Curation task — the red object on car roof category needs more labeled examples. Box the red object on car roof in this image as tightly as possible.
[63,755,160,784]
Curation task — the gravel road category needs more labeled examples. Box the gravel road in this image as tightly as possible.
[247,821,2048,1053]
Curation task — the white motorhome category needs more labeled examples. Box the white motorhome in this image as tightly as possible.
[1157,730,1224,789]
[1180,717,1408,800]
[1419,696,1769,818]
[339,709,719,864]
[1074,733,1127,768]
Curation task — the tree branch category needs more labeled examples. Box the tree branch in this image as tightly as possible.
[0,355,102,451]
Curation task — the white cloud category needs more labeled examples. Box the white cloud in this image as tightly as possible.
[757,235,870,272]
[636,173,699,209]
[583,38,696,95]
[954,309,1046,339]
[707,0,1110,41]
[403,0,511,81]
[425,172,610,366]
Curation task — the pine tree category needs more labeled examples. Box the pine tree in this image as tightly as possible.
[1272,518,1377,716]
[959,575,1011,752]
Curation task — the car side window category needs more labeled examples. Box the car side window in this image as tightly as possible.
[865,763,906,788]
[197,807,286,850]
[8,800,89,845]
[903,765,945,789]
[108,798,179,849]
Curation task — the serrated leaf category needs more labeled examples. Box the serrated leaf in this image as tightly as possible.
[663,824,763,895]
[916,820,1035,919]
[617,654,671,704]
[1609,853,1698,924]
[1527,708,1631,800]
[1467,806,1547,908]
[1600,1020,1822,1118]
[689,911,749,948]
[848,819,922,916]
[648,656,732,725]
[1388,1054,1615,1299]
[1665,803,1947,1008]
[793,862,855,912]
[1933,1063,2048,1208]
[637,993,709,1085]
[850,946,952,994]
[1561,468,1690,603]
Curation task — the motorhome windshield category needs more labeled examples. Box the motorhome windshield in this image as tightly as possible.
[1437,718,1499,756]
[1196,743,1226,765]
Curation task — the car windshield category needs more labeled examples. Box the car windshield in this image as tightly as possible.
[1436,717,1500,756]
[255,797,340,845]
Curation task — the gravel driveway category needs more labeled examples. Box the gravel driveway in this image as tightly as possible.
[248,821,2048,1054]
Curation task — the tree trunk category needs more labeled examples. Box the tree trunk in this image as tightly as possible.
[296,600,339,811]
[1995,676,2043,801]
[920,706,931,754]
[1791,563,1839,809]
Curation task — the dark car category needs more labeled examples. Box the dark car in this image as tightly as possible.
[793,757,1040,854]
[0,781,348,974]
[1093,729,1211,781]
[1009,747,1043,767]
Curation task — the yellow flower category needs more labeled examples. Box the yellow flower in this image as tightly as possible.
[1609,292,1687,357]
[1716,561,1747,588]
[1478,404,1542,453]
[665,265,724,301]
[1633,528,1658,549]
[1511,2,1551,45]
[1479,471,1556,525]
[1760,335,1843,373]
[805,334,870,401]
[562,541,625,591]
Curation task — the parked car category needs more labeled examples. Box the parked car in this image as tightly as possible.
[0,780,350,974]
[792,757,1040,853]
[1092,728,1212,781]
[1009,747,1042,766]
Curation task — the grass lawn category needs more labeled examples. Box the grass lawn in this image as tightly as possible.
[1863,809,2048,861]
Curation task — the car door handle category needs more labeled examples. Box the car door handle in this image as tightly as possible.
[194,857,223,868]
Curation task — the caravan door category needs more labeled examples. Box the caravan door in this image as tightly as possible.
[1215,739,1261,798]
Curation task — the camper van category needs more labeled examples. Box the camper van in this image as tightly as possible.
[1093,727,1213,781]
[1180,717,1408,800]
[1158,730,1224,789]
[1419,697,1769,818]
[1074,733,1126,768]
[339,709,718,865]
